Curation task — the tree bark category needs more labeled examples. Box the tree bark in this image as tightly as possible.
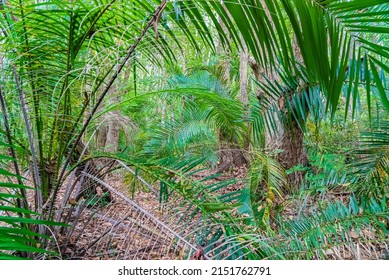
[239,38,249,106]
[273,117,308,189]
[249,58,308,189]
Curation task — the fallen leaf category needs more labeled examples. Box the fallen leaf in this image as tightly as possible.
[363,229,375,239]
[96,186,103,196]
[325,248,334,255]
[349,230,359,239]
[68,197,77,205]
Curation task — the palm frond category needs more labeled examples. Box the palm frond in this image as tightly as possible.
[0,144,59,259]
[209,196,389,260]
[348,120,389,198]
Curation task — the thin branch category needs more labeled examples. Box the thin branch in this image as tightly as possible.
[12,65,43,216]
[0,86,28,211]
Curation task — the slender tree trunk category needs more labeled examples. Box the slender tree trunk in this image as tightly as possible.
[239,38,250,150]
[239,39,249,106]
[215,12,247,173]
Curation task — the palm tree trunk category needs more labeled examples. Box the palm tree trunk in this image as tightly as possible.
[273,117,308,189]
[249,58,308,189]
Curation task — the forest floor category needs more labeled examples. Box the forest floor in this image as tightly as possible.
[57,166,248,260]
[58,166,388,260]
[1,167,387,260]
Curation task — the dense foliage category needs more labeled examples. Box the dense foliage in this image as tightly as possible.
[0,0,389,260]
